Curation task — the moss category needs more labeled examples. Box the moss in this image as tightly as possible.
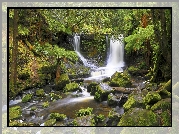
[9,106,22,120]
[63,82,82,92]
[109,72,132,87]
[160,110,171,126]
[50,113,67,121]
[163,79,171,92]
[94,114,105,123]
[106,109,121,126]
[123,94,145,111]
[76,107,93,117]
[31,106,37,111]
[55,73,70,90]
[143,91,161,105]
[73,114,95,126]
[42,101,49,108]
[87,82,99,94]
[49,92,62,101]
[44,119,56,126]
[94,85,111,102]
[22,94,33,103]
[127,66,140,76]
[118,108,158,126]
[36,89,45,97]
[151,98,171,111]
[9,120,37,126]
[158,88,171,99]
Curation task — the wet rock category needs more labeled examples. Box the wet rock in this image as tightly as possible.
[54,73,70,90]
[118,108,158,126]
[112,87,132,94]
[63,82,82,92]
[107,93,128,106]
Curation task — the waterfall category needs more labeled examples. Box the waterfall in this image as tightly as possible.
[89,34,125,79]
[107,34,124,68]
[73,34,97,69]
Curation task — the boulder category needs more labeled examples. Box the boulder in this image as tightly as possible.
[54,73,70,90]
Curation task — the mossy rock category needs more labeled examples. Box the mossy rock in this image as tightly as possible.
[49,92,62,101]
[94,85,112,102]
[22,94,33,103]
[87,82,99,94]
[9,120,38,126]
[143,91,161,105]
[50,113,67,121]
[160,110,171,126]
[55,73,70,90]
[106,109,121,126]
[118,108,158,126]
[36,89,45,97]
[9,106,22,120]
[157,88,171,99]
[109,72,132,87]
[151,98,171,111]
[42,101,49,108]
[127,66,140,76]
[123,90,148,111]
[44,119,56,126]
[63,82,82,92]
[73,114,96,126]
[76,107,93,117]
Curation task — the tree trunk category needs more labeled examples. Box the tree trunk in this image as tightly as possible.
[10,9,18,88]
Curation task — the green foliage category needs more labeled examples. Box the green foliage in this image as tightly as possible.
[63,82,81,92]
[50,113,67,121]
[127,66,140,76]
[94,85,111,102]
[151,98,171,111]
[143,91,161,105]
[76,107,93,117]
[9,106,22,120]
[36,89,45,97]
[22,94,33,103]
[94,114,105,123]
[160,110,171,126]
[55,73,70,90]
[44,119,56,126]
[49,92,62,101]
[87,82,99,94]
[42,101,49,108]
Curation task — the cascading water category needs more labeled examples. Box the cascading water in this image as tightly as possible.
[73,34,97,69]
[89,34,125,79]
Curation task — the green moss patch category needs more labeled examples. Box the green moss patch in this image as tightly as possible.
[55,73,70,90]
[151,98,171,111]
[9,106,22,120]
[109,72,132,87]
[44,119,56,126]
[50,113,67,121]
[76,107,93,117]
[22,94,33,102]
[143,91,161,105]
[36,89,45,97]
[118,108,158,126]
[63,82,81,92]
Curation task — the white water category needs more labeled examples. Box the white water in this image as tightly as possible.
[73,34,97,69]
[73,34,125,80]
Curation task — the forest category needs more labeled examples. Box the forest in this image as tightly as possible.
[7,8,172,127]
